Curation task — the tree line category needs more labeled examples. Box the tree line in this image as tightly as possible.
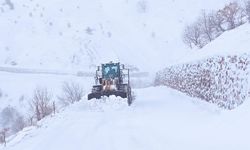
[183,1,250,49]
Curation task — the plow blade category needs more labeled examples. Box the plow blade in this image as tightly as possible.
[88,91,127,100]
[88,92,102,100]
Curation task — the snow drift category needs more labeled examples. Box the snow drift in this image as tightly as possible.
[2,86,250,150]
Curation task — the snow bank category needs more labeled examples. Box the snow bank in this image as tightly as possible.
[1,86,250,150]
[155,53,250,109]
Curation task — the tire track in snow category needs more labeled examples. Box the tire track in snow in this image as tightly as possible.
[0,66,93,76]
[0,66,149,78]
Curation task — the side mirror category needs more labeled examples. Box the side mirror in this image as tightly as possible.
[97,66,100,71]
[122,64,125,69]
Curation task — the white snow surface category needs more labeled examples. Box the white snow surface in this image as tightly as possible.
[1,86,250,150]
[1,0,250,149]
[180,23,250,65]
[0,71,92,115]
[0,0,233,72]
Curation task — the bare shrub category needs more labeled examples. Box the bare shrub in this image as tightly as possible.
[0,106,26,135]
[0,128,9,146]
[58,82,84,106]
[137,0,148,13]
[85,27,94,35]
[30,87,53,121]
[11,115,25,133]
[1,107,17,128]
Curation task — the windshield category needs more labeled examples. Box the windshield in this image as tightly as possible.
[102,64,119,79]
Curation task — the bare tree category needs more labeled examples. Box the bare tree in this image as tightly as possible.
[183,2,247,49]
[183,23,204,48]
[30,87,53,121]
[210,11,226,33]
[199,10,214,42]
[218,2,246,30]
[58,82,84,106]
[183,11,216,49]
[246,1,250,22]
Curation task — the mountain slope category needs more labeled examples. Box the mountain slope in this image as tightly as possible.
[0,0,230,71]
[1,0,250,149]
[180,23,250,64]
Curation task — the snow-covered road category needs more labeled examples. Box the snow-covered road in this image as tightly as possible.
[2,86,250,150]
[0,66,92,76]
[0,66,149,78]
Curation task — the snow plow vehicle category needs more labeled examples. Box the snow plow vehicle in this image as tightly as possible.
[88,62,133,106]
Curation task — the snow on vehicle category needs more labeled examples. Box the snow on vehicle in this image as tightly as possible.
[87,62,133,106]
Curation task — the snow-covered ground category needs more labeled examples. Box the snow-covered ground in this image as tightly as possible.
[179,23,250,66]
[0,68,151,117]
[0,0,232,72]
[1,0,250,149]
[1,86,250,150]
[0,71,92,115]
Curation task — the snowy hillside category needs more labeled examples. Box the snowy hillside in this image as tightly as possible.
[0,0,231,71]
[181,23,250,64]
[1,0,250,149]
